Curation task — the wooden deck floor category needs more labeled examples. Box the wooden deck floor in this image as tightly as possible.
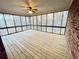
[2,30,69,59]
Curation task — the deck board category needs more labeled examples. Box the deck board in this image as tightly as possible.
[2,30,69,59]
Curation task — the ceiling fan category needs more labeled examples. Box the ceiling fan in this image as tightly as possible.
[16,0,38,14]
[26,6,38,14]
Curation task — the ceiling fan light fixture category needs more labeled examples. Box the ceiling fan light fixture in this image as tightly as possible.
[28,10,33,14]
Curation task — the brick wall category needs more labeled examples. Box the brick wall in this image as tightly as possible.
[66,0,79,59]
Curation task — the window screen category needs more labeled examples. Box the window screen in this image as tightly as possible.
[42,15,46,25]
[37,15,41,25]
[61,28,65,34]
[26,17,30,25]
[33,16,37,25]
[14,16,21,26]
[0,29,8,36]
[16,27,22,32]
[30,16,34,29]
[53,28,60,34]
[23,26,26,31]
[42,27,46,32]
[8,28,15,34]
[38,26,41,31]
[62,11,68,26]
[54,12,62,26]
[21,16,26,25]
[47,13,53,26]
[47,27,52,33]
[4,14,14,27]
[0,14,6,28]
[0,11,68,36]
[30,16,33,25]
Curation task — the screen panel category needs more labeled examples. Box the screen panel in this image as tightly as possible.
[27,26,30,30]
[4,14,14,27]
[30,16,34,29]
[21,16,26,25]
[37,15,41,25]
[38,26,41,31]
[31,26,33,29]
[0,14,6,28]
[54,12,62,26]
[33,16,37,25]
[8,28,15,34]
[47,27,52,33]
[42,27,46,32]
[62,11,68,26]
[47,13,53,26]
[0,29,8,35]
[42,15,46,25]
[26,17,30,25]
[23,26,26,31]
[34,26,37,30]
[53,28,60,34]
[14,15,21,26]
[30,16,33,25]
[16,27,22,32]
[61,28,65,34]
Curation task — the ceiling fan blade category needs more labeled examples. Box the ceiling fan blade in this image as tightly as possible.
[33,5,39,7]
[33,9,38,11]
[24,0,30,6]
[20,8,30,10]
[17,5,25,8]
[14,3,29,8]
[32,10,36,13]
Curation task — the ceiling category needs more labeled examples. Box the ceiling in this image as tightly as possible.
[0,0,73,16]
